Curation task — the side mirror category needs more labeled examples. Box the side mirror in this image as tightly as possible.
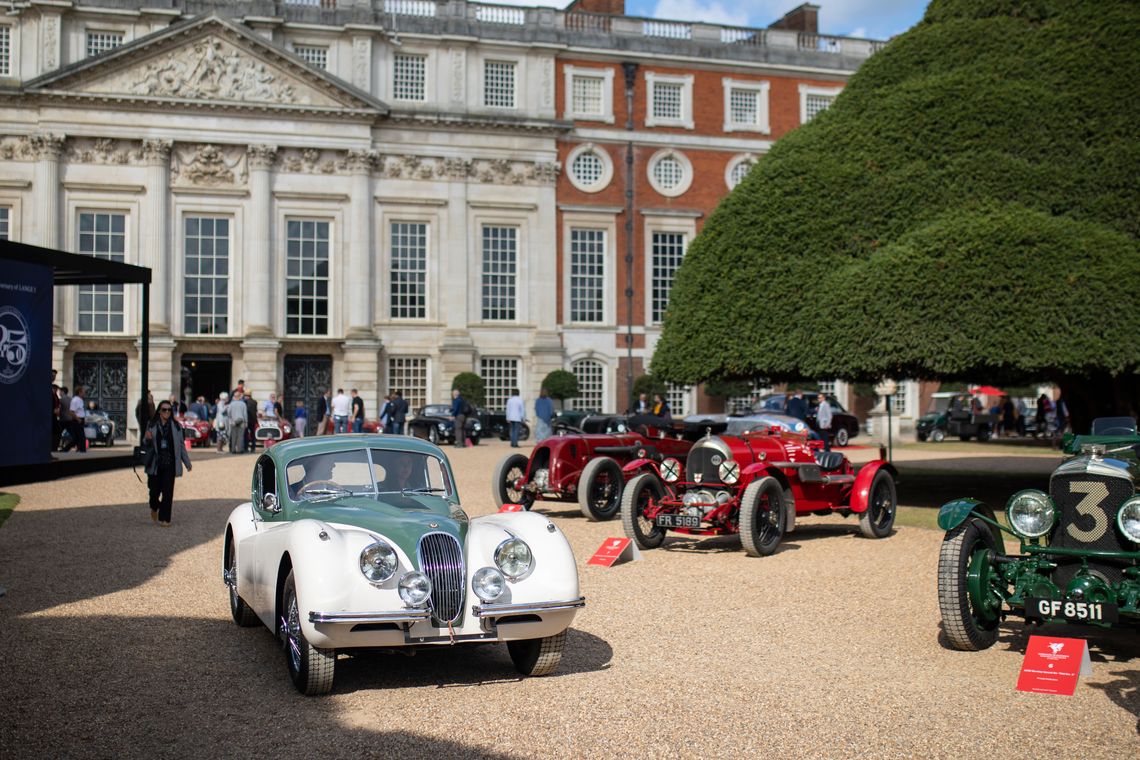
[261,493,281,514]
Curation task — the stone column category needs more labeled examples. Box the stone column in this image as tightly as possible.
[245,144,277,337]
[142,139,173,333]
[440,157,475,384]
[32,133,65,335]
[345,149,375,338]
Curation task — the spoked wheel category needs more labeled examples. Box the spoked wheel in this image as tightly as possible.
[578,457,624,521]
[739,477,785,557]
[282,570,336,695]
[858,470,897,539]
[937,518,1003,651]
[428,427,439,445]
[834,427,850,447]
[492,453,531,509]
[620,473,667,549]
[507,631,567,676]
[225,534,259,627]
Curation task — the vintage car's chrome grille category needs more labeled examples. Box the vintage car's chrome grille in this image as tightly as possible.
[1049,471,1135,586]
[686,445,726,486]
[418,532,465,624]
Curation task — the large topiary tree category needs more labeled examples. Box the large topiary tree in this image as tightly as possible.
[651,0,1140,430]
[542,369,579,410]
[451,372,485,408]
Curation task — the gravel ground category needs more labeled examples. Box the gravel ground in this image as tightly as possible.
[0,441,1136,758]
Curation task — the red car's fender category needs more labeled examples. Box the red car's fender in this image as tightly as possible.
[849,461,898,513]
[621,458,660,477]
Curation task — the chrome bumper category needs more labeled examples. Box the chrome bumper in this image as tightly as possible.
[309,609,431,625]
[471,596,586,618]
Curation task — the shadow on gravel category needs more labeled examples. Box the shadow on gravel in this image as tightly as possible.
[1085,669,1140,735]
[660,521,891,555]
[0,613,561,757]
[0,498,234,614]
[334,627,613,693]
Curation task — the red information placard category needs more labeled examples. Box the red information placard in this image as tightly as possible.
[498,503,525,513]
[588,537,638,567]
[1016,635,1091,695]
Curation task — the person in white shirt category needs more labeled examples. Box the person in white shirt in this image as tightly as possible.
[68,385,88,453]
[505,389,526,448]
[331,388,352,434]
[261,392,278,419]
[816,393,833,452]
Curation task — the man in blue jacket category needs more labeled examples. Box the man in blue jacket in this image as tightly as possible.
[450,389,467,448]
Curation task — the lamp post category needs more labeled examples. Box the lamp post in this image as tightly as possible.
[875,379,898,462]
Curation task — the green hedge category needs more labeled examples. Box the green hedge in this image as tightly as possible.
[652,0,1140,386]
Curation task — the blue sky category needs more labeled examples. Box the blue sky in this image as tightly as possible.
[495,1,931,40]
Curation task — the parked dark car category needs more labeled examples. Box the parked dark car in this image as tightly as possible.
[757,393,860,447]
[407,404,482,445]
[551,409,598,433]
[477,408,530,442]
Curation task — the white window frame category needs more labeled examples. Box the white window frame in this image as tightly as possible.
[76,210,129,335]
[289,36,336,72]
[391,51,429,102]
[282,215,334,338]
[387,219,430,321]
[643,217,694,326]
[479,357,520,410]
[561,209,617,327]
[378,205,440,323]
[569,358,606,412]
[565,143,614,194]
[64,195,140,335]
[479,224,519,322]
[482,58,519,109]
[292,43,329,70]
[387,357,430,411]
[799,84,843,124]
[725,153,759,190]
[563,65,614,123]
[567,228,607,325]
[645,71,694,129]
[0,205,11,240]
[666,384,693,418]
[181,214,233,337]
[646,148,693,198]
[723,78,770,134]
[0,24,13,77]
[84,28,125,59]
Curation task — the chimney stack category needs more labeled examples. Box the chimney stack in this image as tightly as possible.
[768,3,820,34]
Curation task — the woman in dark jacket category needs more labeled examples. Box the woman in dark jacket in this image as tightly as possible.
[144,401,193,526]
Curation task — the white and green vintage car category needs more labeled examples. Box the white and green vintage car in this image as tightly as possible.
[223,435,585,695]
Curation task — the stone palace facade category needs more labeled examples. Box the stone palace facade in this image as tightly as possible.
[0,0,885,437]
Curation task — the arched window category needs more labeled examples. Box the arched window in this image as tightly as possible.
[570,359,605,412]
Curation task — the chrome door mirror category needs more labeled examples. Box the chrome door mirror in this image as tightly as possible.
[261,493,281,514]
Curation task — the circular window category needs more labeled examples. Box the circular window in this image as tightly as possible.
[647,149,692,197]
[566,143,613,193]
[725,153,759,190]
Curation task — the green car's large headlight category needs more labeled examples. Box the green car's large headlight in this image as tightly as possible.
[1006,490,1056,538]
[1117,497,1140,543]
[359,540,398,584]
[494,537,533,580]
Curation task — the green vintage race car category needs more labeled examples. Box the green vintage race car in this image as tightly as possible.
[936,417,1140,650]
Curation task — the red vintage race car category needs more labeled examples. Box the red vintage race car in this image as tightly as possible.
[491,415,698,521]
[620,427,898,556]
[177,412,214,448]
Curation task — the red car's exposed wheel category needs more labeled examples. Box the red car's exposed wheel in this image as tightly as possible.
[858,470,897,539]
[739,477,785,557]
[492,453,530,509]
[620,473,666,549]
[578,456,623,521]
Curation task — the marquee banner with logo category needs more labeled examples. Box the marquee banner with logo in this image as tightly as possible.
[0,259,52,466]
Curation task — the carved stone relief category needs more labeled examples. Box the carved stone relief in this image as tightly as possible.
[91,36,318,105]
[171,144,249,186]
[247,144,278,171]
[450,48,466,103]
[541,58,554,110]
[0,136,34,161]
[351,36,371,91]
[42,15,59,71]
[29,133,67,161]
[66,137,141,165]
[142,139,173,165]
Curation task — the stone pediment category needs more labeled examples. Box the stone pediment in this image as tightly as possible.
[24,15,385,116]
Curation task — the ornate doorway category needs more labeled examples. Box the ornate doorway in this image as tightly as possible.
[283,355,332,436]
[73,353,128,439]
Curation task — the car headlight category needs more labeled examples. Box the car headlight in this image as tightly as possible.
[718,460,740,485]
[99,424,110,434]
[1006,490,1055,538]
[1118,497,1140,543]
[398,571,432,606]
[494,537,533,580]
[359,540,398,584]
[283,425,291,434]
[472,566,505,602]
[661,457,681,482]
[473,422,482,431]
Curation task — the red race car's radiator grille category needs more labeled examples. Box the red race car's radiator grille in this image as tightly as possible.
[1049,472,1135,586]
[418,532,465,624]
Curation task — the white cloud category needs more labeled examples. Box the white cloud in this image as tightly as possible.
[848,26,868,39]
[650,0,751,27]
